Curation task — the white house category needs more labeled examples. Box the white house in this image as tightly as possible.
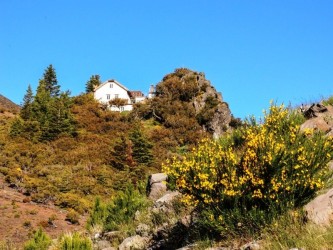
[94,79,148,111]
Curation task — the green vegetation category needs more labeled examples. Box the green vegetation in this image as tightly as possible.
[23,228,51,250]
[58,232,93,250]
[85,75,101,93]
[164,103,333,240]
[2,67,333,248]
[87,183,150,233]
[10,65,76,141]
[261,210,333,249]
[323,95,333,106]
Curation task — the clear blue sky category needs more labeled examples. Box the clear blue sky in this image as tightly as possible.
[1,0,333,119]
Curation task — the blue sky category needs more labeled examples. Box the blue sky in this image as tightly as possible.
[1,0,332,119]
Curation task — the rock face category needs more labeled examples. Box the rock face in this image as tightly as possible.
[304,188,333,226]
[190,71,232,138]
[155,68,233,138]
[300,103,333,134]
[118,235,150,250]
[147,173,168,200]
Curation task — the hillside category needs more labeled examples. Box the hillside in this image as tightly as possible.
[1,66,332,249]
[0,94,20,114]
[0,67,236,247]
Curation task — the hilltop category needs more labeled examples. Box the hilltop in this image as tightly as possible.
[0,94,20,114]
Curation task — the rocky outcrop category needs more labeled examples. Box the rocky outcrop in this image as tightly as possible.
[190,71,232,138]
[300,103,333,134]
[118,235,150,250]
[304,188,333,226]
[154,68,233,138]
[147,173,168,200]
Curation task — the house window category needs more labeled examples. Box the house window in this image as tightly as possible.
[110,83,113,88]
[106,94,110,100]
[115,94,119,99]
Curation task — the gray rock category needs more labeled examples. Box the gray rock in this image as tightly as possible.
[180,215,191,228]
[149,173,168,185]
[240,241,260,250]
[95,240,112,250]
[154,191,180,208]
[300,117,331,133]
[149,182,167,200]
[136,223,150,237]
[304,188,333,226]
[102,231,123,242]
[191,72,231,138]
[176,244,197,250]
[118,235,149,250]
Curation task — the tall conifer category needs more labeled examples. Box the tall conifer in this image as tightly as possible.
[86,75,101,93]
[43,64,60,97]
[20,84,34,120]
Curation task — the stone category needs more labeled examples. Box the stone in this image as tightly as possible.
[95,240,112,250]
[180,215,192,228]
[155,191,180,208]
[118,235,149,250]
[175,244,197,250]
[240,241,260,250]
[304,188,333,226]
[149,173,168,185]
[300,117,331,133]
[102,231,123,242]
[149,182,167,200]
[136,223,150,237]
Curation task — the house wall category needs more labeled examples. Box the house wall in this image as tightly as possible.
[94,81,131,105]
[94,80,149,112]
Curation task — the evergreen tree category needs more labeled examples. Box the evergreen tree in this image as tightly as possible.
[129,126,153,166]
[43,64,60,97]
[110,135,134,170]
[31,80,52,140]
[86,75,101,93]
[20,84,34,120]
[12,65,77,141]
[48,91,76,138]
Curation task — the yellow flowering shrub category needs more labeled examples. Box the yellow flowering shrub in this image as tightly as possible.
[163,104,333,236]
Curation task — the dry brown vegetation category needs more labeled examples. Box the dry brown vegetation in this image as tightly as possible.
[0,68,233,246]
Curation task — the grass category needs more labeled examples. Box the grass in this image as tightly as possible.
[261,210,333,249]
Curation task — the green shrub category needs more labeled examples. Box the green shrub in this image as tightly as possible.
[87,196,107,230]
[59,232,92,250]
[323,96,333,106]
[104,184,149,231]
[23,228,51,250]
[65,209,80,224]
[164,103,333,238]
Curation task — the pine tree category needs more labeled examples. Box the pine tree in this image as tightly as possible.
[43,64,60,97]
[20,84,34,120]
[129,126,153,166]
[110,135,134,170]
[48,91,76,138]
[31,80,52,140]
[86,75,101,93]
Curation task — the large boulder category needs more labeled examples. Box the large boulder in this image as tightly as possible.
[300,117,331,133]
[304,188,333,226]
[118,235,150,250]
[148,173,168,200]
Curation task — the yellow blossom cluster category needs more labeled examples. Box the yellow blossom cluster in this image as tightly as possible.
[163,104,333,213]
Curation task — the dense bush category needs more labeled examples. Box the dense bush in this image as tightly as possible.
[87,183,149,232]
[23,228,51,250]
[164,104,333,238]
[58,232,92,250]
